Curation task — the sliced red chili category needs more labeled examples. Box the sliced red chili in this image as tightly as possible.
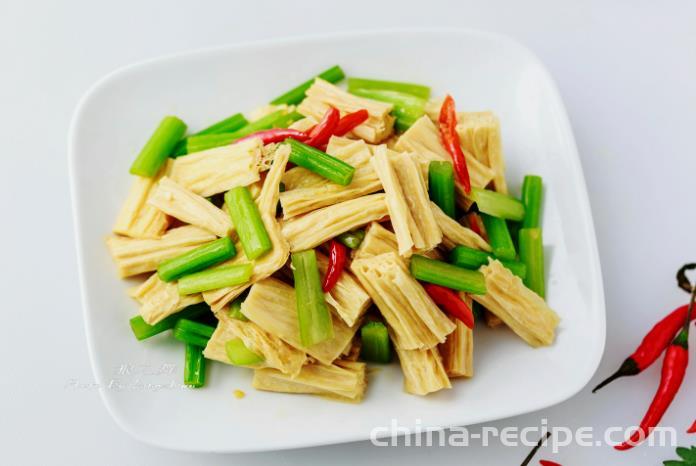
[438,95,471,193]
[235,128,308,145]
[305,107,340,148]
[466,212,486,239]
[539,461,562,466]
[333,109,369,136]
[423,283,474,329]
[321,240,347,292]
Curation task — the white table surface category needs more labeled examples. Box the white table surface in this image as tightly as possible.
[2,0,695,464]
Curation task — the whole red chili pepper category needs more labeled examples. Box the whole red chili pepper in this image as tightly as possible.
[423,283,475,329]
[438,95,472,193]
[305,107,340,148]
[235,128,308,145]
[321,240,347,292]
[333,109,369,136]
[614,275,695,451]
[592,304,692,393]
[688,420,696,434]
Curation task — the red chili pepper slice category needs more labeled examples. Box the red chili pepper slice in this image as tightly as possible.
[333,109,369,136]
[438,95,471,193]
[539,461,562,466]
[593,304,692,393]
[235,128,308,145]
[305,107,340,148]
[321,240,347,292]
[466,212,486,239]
[423,283,475,329]
[688,420,696,434]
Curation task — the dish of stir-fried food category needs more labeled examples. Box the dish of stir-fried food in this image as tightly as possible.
[108,65,559,400]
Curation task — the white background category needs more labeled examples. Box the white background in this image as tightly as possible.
[1,0,695,464]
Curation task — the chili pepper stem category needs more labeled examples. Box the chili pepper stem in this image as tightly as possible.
[592,358,640,393]
[520,431,551,466]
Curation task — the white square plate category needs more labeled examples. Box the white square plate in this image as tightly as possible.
[69,29,605,452]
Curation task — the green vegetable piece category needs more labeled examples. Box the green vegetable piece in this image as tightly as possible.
[173,327,210,348]
[184,110,287,153]
[177,264,254,295]
[157,237,236,282]
[128,303,209,341]
[410,255,487,295]
[347,78,431,99]
[336,230,366,249]
[270,65,345,105]
[519,228,545,298]
[469,188,525,221]
[291,250,334,347]
[480,213,517,261]
[360,321,391,363]
[184,343,206,388]
[196,113,248,136]
[449,245,527,279]
[225,186,272,260]
[229,297,248,322]
[175,318,215,339]
[285,139,355,186]
[521,175,543,228]
[130,116,187,176]
[225,338,265,366]
[428,161,456,218]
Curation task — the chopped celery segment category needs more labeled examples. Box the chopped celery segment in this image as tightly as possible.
[225,186,272,260]
[225,338,265,366]
[469,188,525,221]
[360,321,391,363]
[291,250,334,346]
[410,255,487,295]
[270,65,345,105]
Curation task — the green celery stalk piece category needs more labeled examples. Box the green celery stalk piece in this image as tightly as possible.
[130,116,187,176]
[521,175,543,228]
[360,321,391,363]
[336,230,366,249]
[225,338,265,365]
[519,228,545,298]
[177,264,254,295]
[224,186,272,260]
[285,139,355,186]
[291,250,334,346]
[270,65,345,105]
[228,297,248,321]
[449,245,527,279]
[347,77,431,99]
[175,318,215,339]
[157,237,236,282]
[184,343,206,388]
[184,109,287,154]
[196,113,248,136]
[428,161,456,218]
[128,303,209,341]
[480,213,517,261]
[173,327,210,348]
[410,255,487,294]
[468,188,525,221]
